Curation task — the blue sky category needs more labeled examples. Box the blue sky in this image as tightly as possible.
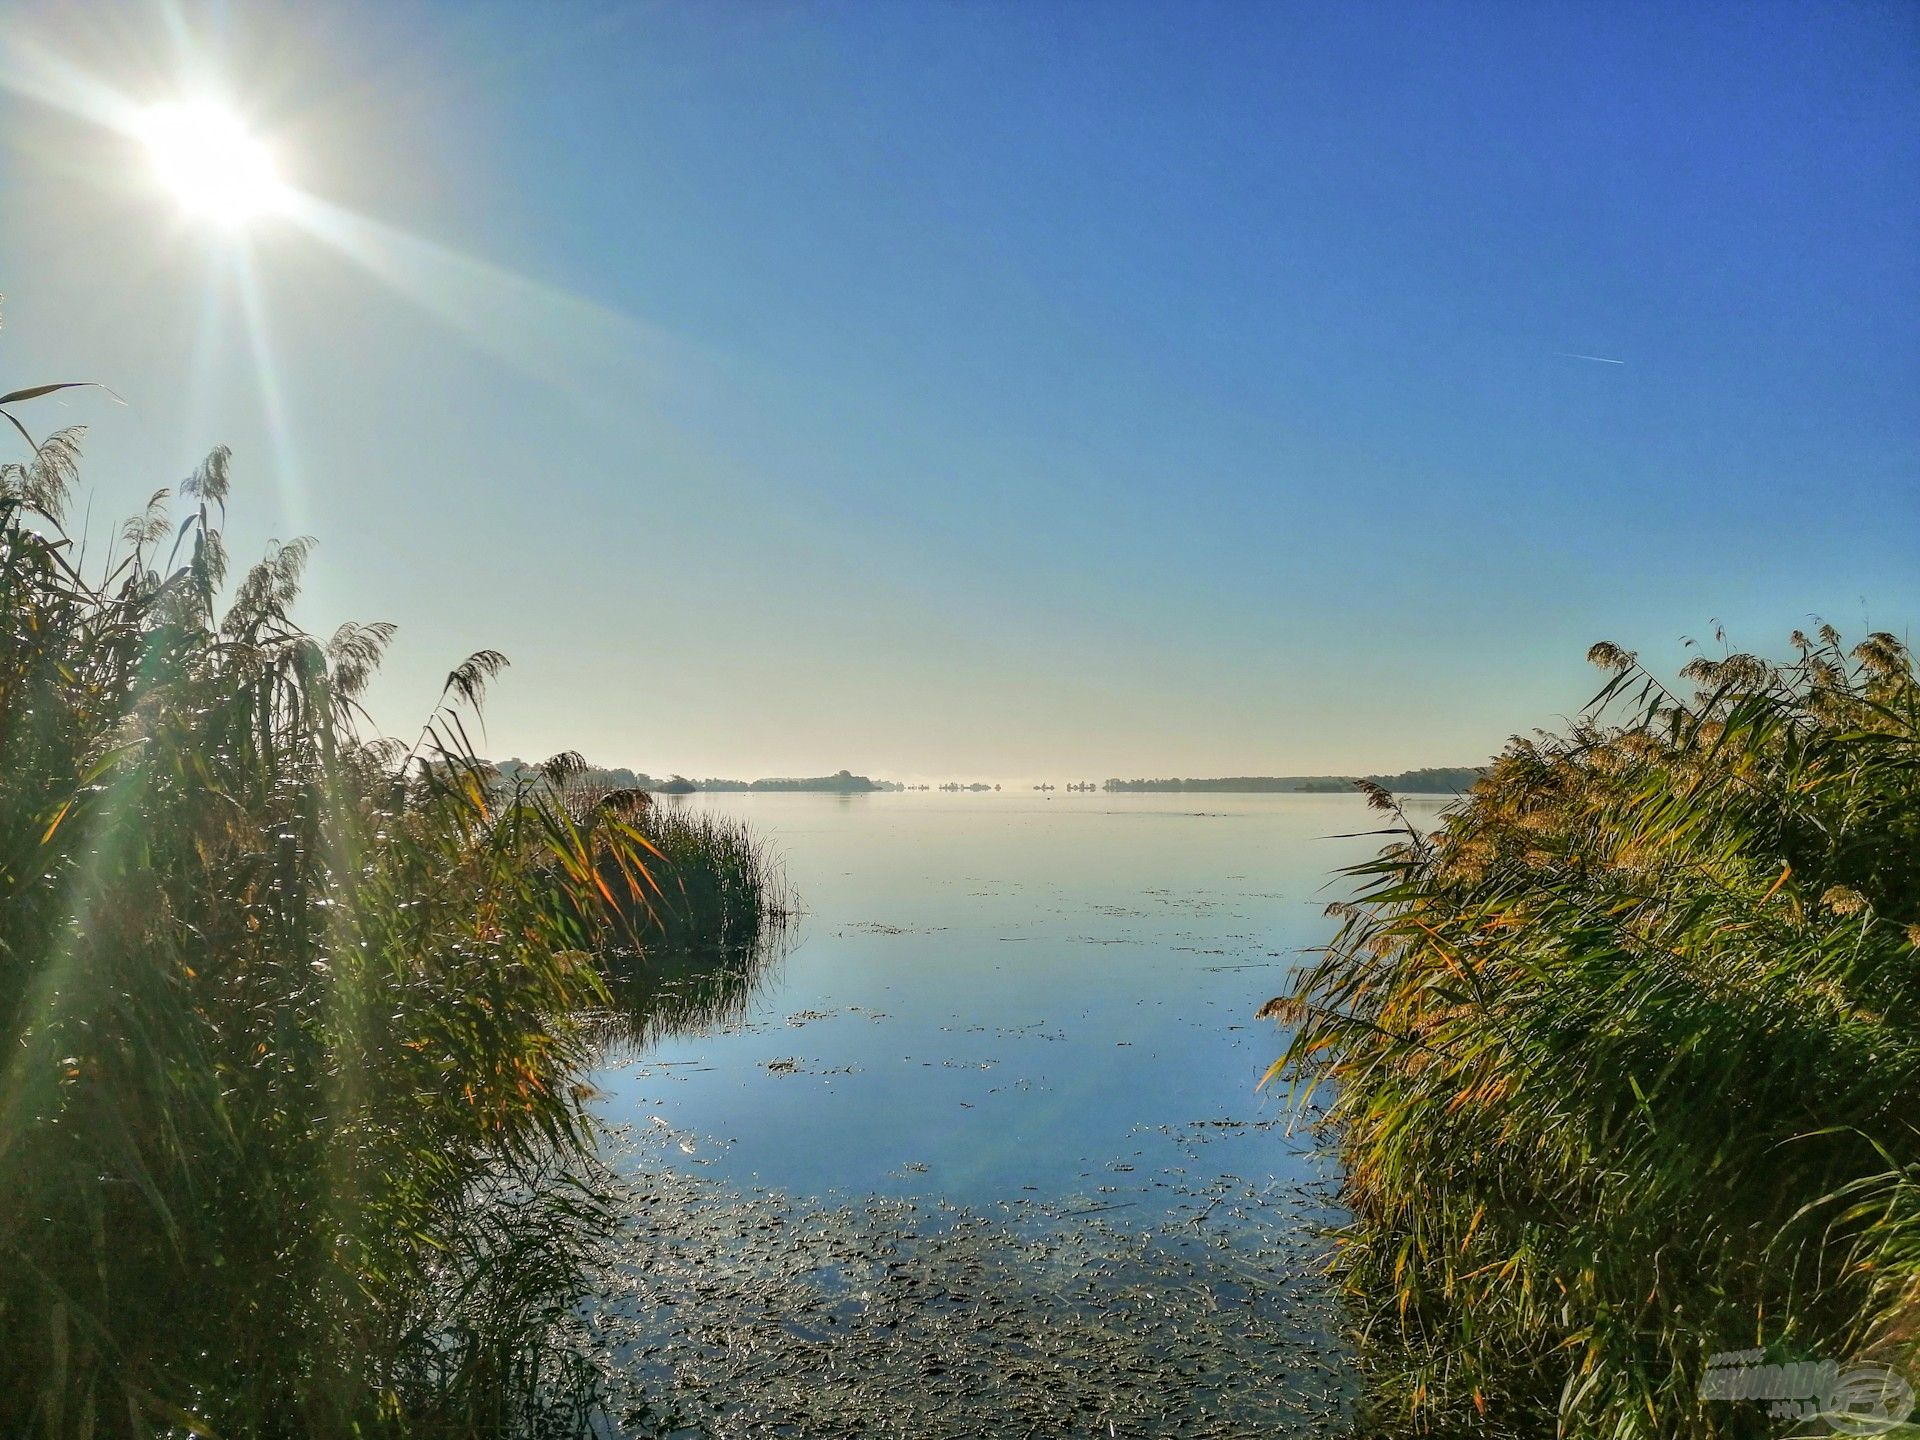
[3,1,1916,779]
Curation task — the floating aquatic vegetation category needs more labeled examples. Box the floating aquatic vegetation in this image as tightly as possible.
[579,1127,1354,1439]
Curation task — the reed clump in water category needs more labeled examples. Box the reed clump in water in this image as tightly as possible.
[625,804,793,952]
[1267,629,1920,1438]
[598,803,796,1048]
[511,764,797,1049]
[0,404,665,1434]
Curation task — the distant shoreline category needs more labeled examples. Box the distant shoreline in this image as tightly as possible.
[494,760,1482,797]
[1097,767,1481,795]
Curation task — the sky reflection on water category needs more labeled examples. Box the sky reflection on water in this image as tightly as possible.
[593,790,1444,1215]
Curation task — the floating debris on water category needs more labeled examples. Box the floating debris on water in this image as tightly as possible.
[580,1126,1354,1439]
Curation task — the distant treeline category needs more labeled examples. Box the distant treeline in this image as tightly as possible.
[492,760,1484,796]
[699,770,901,793]
[494,761,899,794]
[1101,767,1482,794]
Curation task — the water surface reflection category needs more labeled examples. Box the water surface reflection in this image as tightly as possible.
[586,791,1440,1436]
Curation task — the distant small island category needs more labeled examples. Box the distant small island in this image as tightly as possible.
[1101,767,1482,795]
[698,770,902,794]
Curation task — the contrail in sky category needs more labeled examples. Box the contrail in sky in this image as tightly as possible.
[1557,351,1628,365]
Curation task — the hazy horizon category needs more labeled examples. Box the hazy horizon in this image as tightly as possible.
[493,760,1485,789]
[4,0,1915,779]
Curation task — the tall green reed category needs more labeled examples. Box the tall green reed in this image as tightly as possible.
[1268,630,1920,1437]
[496,764,795,1050]
[0,398,658,1434]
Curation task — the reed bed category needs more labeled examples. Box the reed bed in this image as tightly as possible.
[1267,631,1920,1436]
[505,768,796,1051]
[0,396,680,1436]
[622,804,795,958]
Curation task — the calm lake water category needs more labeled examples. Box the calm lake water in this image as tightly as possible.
[586,790,1445,1438]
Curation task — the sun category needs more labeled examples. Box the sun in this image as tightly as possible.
[137,99,287,225]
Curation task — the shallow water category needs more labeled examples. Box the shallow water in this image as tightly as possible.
[586,790,1440,1437]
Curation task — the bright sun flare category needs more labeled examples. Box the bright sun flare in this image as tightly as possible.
[137,99,286,225]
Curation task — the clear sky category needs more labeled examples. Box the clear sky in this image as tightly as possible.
[3,1,1916,782]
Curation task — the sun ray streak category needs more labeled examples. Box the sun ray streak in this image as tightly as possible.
[233,241,314,551]
[0,34,149,137]
[181,249,230,454]
[283,192,687,404]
